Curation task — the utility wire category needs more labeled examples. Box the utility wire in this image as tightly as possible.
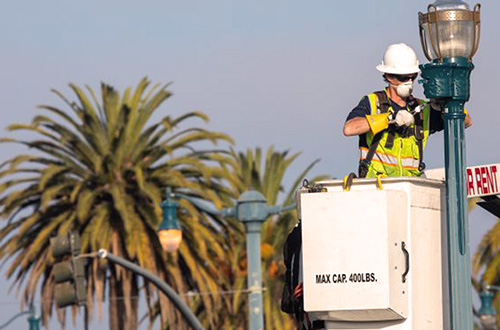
[0,286,265,305]
[0,311,31,329]
[183,287,266,297]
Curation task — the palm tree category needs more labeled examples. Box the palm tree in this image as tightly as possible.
[0,78,234,329]
[472,204,500,328]
[144,146,328,329]
[218,146,330,329]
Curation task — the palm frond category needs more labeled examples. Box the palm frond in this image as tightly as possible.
[0,77,233,330]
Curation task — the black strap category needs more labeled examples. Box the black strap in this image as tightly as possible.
[374,91,396,149]
[374,91,391,114]
[385,126,395,148]
[359,132,383,178]
[359,91,390,178]
[413,102,426,172]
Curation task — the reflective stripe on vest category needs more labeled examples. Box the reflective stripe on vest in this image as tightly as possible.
[359,91,430,177]
[360,147,420,169]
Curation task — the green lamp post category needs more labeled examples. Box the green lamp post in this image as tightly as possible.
[478,286,497,330]
[158,187,182,252]
[418,0,481,328]
[27,308,40,330]
[0,306,40,330]
[161,188,295,330]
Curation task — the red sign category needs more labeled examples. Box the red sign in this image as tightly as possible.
[466,164,500,198]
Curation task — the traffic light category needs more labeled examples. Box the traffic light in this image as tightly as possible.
[50,232,86,308]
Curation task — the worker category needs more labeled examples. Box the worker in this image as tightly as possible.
[343,43,472,178]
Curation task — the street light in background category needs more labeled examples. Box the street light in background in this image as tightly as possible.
[158,188,182,252]
[0,306,40,330]
[418,0,481,328]
[162,187,295,330]
[478,286,497,330]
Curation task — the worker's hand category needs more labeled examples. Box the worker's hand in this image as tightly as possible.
[392,110,414,127]
[366,112,391,135]
[430,99,443,111]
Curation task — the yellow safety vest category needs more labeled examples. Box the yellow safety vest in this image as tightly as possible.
[361,91,430,178]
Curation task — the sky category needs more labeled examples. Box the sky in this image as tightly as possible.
[1,0,499,329]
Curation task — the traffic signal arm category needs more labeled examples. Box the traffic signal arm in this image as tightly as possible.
[97,249,204,330]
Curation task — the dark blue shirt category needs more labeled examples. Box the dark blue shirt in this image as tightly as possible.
[346,95,444,134]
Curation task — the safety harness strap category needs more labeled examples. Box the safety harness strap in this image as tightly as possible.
[412,99,426,171]
[359,133,382,178]
[359,91,390,178]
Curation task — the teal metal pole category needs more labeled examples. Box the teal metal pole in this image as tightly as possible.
[236,191,268,330]
[0,307,39,330]
[421,57,474,329]
[478,290,497,329]
[0,312,30,329]
[235,191,295,330]
[27,307,40,330]
[245,221,265,330]
[165,188,296,330]
[443,98,473,328]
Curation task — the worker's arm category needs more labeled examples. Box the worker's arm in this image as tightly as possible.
[344,96,372,136]
[430,103,472,132]
[343,117,370,136]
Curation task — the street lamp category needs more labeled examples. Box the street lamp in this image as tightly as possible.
[419,0,480,61]
[158,188,182,252]
[418,0,481,328]
[478,287,497,330]
[0,306,40,330]
[162,188,295,330]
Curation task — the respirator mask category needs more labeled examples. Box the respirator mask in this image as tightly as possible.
[395,81,414,98]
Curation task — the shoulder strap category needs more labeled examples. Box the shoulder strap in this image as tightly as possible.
[374,91,390,114]
[412,99,425,141]
[359,132,383,178]
[359,91,389,178]
[374,91,396,148]
[413,99,426,171]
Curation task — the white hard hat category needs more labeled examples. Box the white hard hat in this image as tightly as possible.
[376,43,420,75]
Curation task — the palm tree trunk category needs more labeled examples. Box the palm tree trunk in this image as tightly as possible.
[128,274,139,330]
[159,293,170,329]
[109,270,126,330]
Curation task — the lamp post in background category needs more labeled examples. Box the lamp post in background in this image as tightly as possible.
[162,188,295,330]
[158,188,182,252]
[418,0,481,328]
[478,286,497,330]
[0,306,40,330]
